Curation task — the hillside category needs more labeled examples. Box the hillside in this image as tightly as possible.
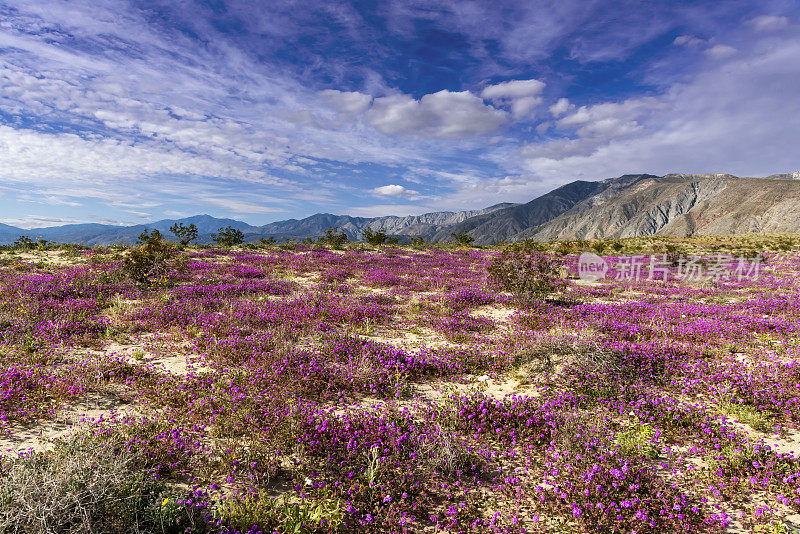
[510,173,800,242]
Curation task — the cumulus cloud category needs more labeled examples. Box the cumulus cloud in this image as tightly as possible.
[366,90,507,138]
[555,97,661,140]
[320,89,372,114]
[372,184,408,196]
[548,98,573,117]
[370,184,422,202]
[481,79,545,119]
[481,79,545,99]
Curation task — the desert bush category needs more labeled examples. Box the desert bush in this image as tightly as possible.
[169,222,198,246]
[122,229,178,288]
[319,226,348,248]
[11,235,35,251]
[410,236,428,249]
[211,226,245,247]
[0,436,208,533]
[450,229,474,247]
[487,246,567,305]
[361,226,387,246]
[616,423,660,459]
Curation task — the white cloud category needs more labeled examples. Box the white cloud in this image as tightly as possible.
[747,15,790,32]
[548,97,573,117]
[481,79,545,100]
[320,89,372,114]
[705,44,737,59]
[481,78,545,119]
[366,90,507,138]
[673,35,707,48]
[555,97,661,140]
[372,184,408,196]
[515,34,800,186]
[201,197,290,214]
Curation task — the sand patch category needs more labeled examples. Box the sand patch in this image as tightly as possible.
[0,390,138,455]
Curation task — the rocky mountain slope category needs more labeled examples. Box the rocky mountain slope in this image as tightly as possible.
[509,173,800,242]
[433,175,655,244]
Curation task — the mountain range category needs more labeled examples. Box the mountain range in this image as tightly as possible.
[3,172,799,246]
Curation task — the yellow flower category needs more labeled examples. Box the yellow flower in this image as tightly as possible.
[162,498,169,506]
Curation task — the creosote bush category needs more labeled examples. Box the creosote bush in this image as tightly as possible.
[319,226,348,248]
[487,244,567,304]
[122,229,179,288]
[212,226,245,247]
[361,227,387,246]
[169,222,198,246]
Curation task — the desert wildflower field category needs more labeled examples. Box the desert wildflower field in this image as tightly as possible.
[1,236,800,533]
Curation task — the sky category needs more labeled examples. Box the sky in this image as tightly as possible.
[0,0,798,228]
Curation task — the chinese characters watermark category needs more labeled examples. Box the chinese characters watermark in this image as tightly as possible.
[577,253,762,282]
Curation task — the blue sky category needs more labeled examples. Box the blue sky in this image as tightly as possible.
[0,0,798,228]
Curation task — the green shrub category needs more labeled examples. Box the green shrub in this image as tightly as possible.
[719,401,773,432]
[318,227,348,248]
[487,246,567,305]
[211,226,245,247]
[616,423,660,459]
[215,491,342,533]
[361,227,387,246]
[450,229,474,247]
[169,222,198,246]
[411,236,428,249]
[12,235,35,251]
[123,229,179,288]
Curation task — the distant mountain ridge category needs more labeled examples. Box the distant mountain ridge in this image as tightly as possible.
[2,173,798,245]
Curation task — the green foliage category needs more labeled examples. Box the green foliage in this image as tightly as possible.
[169,222,198,246]
[12,235,35,250]
[410,236,428,249]
[450,229,474,247]
[719,401,773,432]
[361,226,387,246]
[616,423,660,459]
[123,229,178,288]
[215,491,342,533]
[211,226,245,247]
[487,245,567,305]
[318,227,348,248]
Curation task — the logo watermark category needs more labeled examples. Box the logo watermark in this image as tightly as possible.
[577,252,608,281]
[577,253,762,282]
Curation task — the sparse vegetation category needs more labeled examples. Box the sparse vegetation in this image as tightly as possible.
[1,234,800,532]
